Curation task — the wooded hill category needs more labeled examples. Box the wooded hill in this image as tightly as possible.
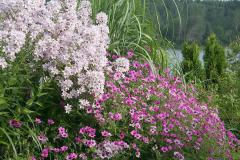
[148,0,240,46]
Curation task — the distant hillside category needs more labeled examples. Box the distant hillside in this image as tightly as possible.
[147,0,240,46]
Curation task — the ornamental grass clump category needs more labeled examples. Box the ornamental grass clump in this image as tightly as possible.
[0,0,110,112]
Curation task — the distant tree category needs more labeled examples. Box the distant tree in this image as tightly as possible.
[181,42,204,81]
[149,0,240,46]
[204,33,227,85]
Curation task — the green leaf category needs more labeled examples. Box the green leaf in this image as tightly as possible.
[0,111,9,116]
[37,92,48,97]
[0,98,7,105]
[0,128,18,157]
[0,140,9,146]
[34,101,43,107]
[26,99,34,106]
[22,108,34,114]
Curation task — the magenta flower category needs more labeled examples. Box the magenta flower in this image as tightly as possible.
[35,118,41,124]
[61,132,69,138]
[101,130,112,137]
[127,50,134,58]
[142,137,149,144]
[109,113,122,121]
[58,127,66,133]
[47,119,55,125]
[9,119,22,128]
[58,127,68,138]
[31,156,36,160]
[37,134,48,144]
[60,146,68,152]
[41,148,49,158]
[79,126,96,138]
[160,147,169,153]
[174,152,185,160]
[52,148,60,153]
[66,153,78,160]
[75,137,82,143]
[84,139,96,148]
[113,72,123,81]
[120,132,125,139]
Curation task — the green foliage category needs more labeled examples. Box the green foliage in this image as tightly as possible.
[181,41,204,81]
[204,33,227,85]
[188,35,240,139]
[0,40,63,159]
[216,74,240,131]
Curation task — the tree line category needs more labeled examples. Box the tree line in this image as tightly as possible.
[148,0,240,46]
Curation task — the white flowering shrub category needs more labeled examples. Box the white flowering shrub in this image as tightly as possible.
[0,0,110,113]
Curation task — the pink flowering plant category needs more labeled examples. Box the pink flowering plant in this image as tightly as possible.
[87,55,240,159]
[4,55,238,160]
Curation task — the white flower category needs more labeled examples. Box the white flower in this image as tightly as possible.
[0,0,110,114]
[0,58,7,69]
[96,12,108,25]
[79,99,90,109]
[64,104,72,114]
[114,57,130,73]
[86,71,105,97]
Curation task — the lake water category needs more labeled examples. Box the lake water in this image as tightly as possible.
[167,49,204,66]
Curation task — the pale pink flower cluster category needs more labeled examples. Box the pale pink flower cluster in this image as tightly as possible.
[114,57,130,73]
[95,141,129,159]
[0,0,110,112]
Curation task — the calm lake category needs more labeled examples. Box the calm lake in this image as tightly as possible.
[167,48,231,65]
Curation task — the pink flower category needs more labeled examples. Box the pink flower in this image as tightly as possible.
[120,132,125,139]
[61,132,69,138]
[66,153,78,160]
[101,130,112,137]
[37,134,48,144]
[79,126,96,138]
[127,50,134,58]
[142,137,149,144]
[58,127,66,133]
[110,113,122,121]
[160,147,168,153]
[79,153,87,160]
[136,150,141,158]
[58,127,68,138]
[84,139,96,148]
[48,119,55,125]
[75,137,82,143]
[113,72,123,81]
[150,126,157,135]
[124,98,136,106]
[60,146,68,152]
[41,148,49,158]
[174,152,184,160]
[35,118,41,124]
[31,156,36,160]
[132,61,141,68]
[9,119,22,128]
[52,148,60,153]
[131,130,138,136]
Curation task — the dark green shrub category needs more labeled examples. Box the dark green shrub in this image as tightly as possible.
[181,42,204,81]
[204,33,227,85]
